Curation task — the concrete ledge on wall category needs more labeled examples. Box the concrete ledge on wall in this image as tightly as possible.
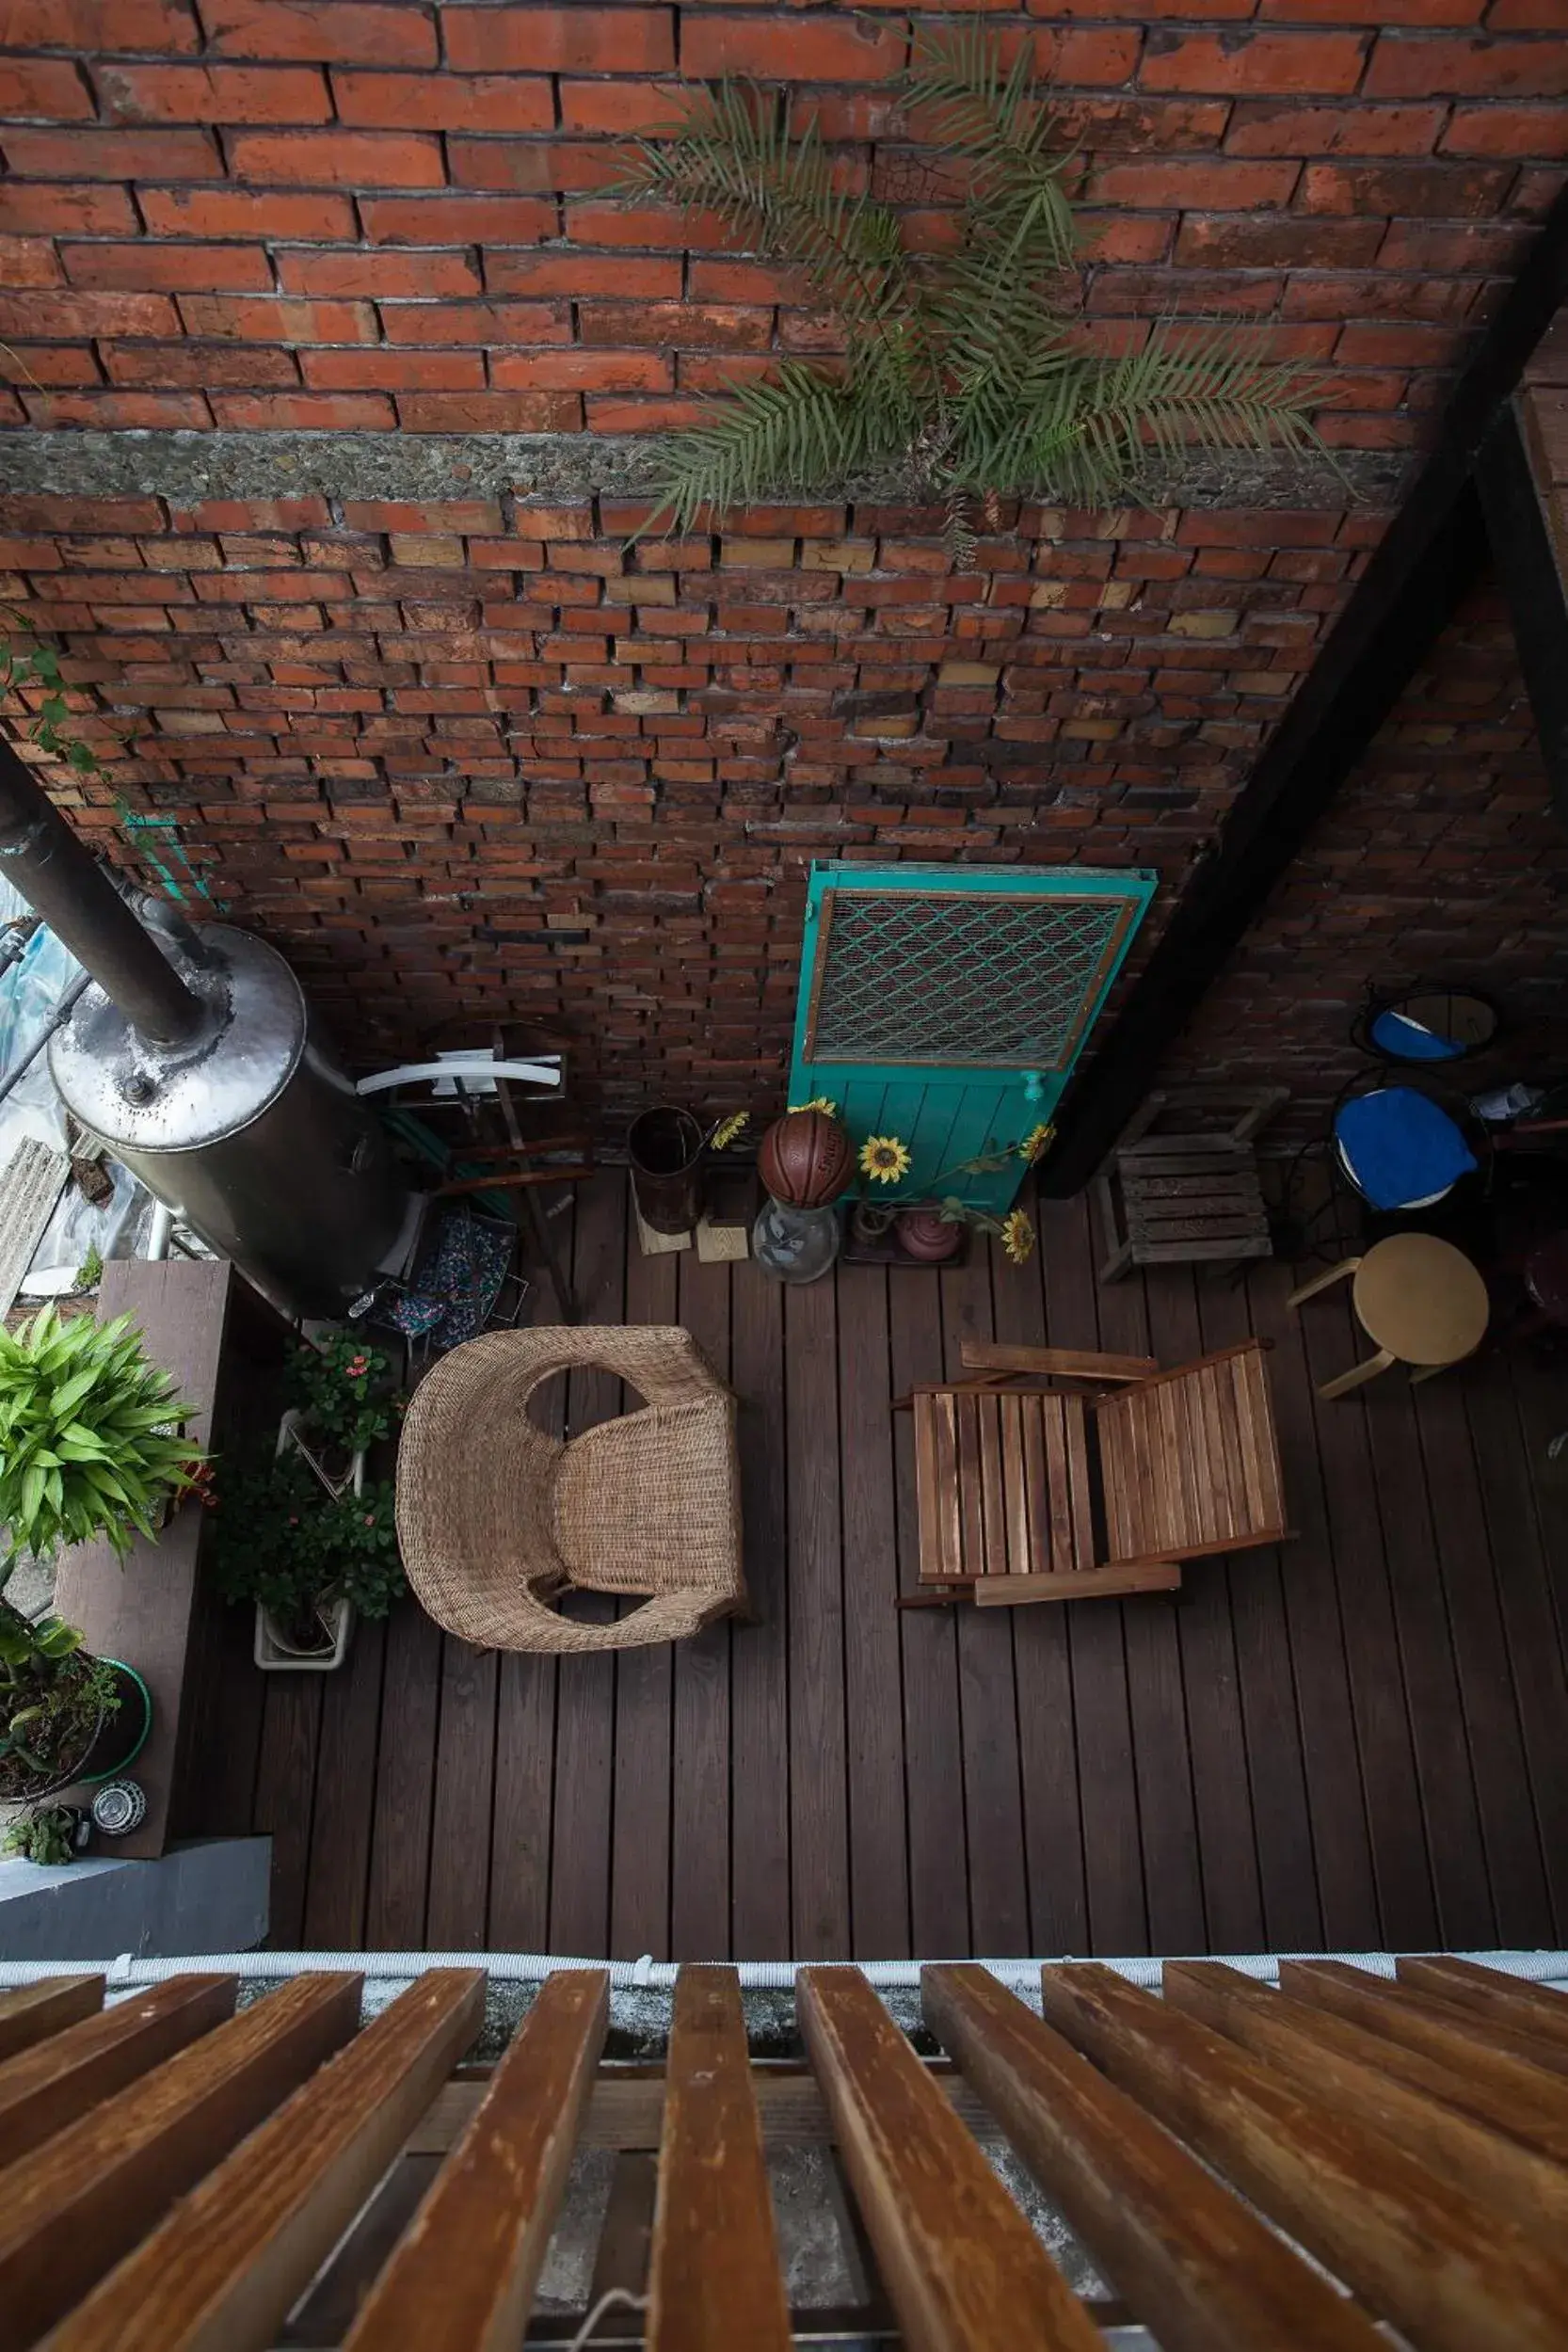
[0,1836,270,1961]
[0,428,1409,513]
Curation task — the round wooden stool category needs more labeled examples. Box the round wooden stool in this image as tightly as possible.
[1287,1230,1490,1400]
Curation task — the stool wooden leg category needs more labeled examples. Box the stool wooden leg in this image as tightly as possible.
[1288,1255,1361,1310]
[1409,1357,1461,1387]
[1318,1345,1396,1401]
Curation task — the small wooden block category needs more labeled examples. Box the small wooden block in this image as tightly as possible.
[696,1216,748,1264]
[632,1193,691,1258]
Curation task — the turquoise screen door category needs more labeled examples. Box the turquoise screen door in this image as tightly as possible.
[787,862,1157,1214]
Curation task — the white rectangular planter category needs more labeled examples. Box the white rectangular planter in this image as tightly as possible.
[253,1594,354,1672]
[252,1411,365,1672]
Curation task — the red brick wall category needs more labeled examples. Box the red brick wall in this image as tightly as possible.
[1,5,1565,1140]
[0,3,1563,442]
[1,488,1395,1122]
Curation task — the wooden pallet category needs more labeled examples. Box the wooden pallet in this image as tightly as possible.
[3,1955,1564,2348]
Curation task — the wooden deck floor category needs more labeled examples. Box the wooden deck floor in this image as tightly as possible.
[194,1169,1568,1960]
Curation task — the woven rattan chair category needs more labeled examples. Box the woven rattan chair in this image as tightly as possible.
[395,1324,747,1652]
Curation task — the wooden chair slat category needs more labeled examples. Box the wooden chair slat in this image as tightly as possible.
[0,1973,360,2352]
[0,1974,234,2170]
[1395,1959,1568,2056]
[343,1970,606,2352]
[0,1978,102,2068]
[914,1392,943,1584]
[975,1392,1006,1578]
[1021,1397,1054,1576]
[974,1562,1182,1607]
[648,1967,791,2352]
[1165,1964,1568,2263]
[1039,1964,1568,2352]
[797,1967,1100,2352]
[1039,1396,1073,1573]
[959,1341,1156,1382]
[1063,1397,1096,1573]
[924,1966,1384,2352]
[1281,1963,1568,2089]
[45,1970,482,2352]
[933,1392,964,1580]
[955,1392,984,1577]
[998,1396,1033,1577]
[1236,1347,1286,1531]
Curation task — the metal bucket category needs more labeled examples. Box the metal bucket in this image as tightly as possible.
[627,1105,703,1235]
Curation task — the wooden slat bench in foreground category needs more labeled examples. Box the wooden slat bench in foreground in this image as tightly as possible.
[1,1956,1565,2348]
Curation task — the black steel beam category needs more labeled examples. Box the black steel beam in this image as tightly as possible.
[1041,173,1568,1199]
[1475,399,1568,824]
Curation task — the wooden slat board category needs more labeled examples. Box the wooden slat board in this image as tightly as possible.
[648,1967,790,2352]
[189,1172,1568,1961]
[0,1974,234,2168]
[13,1958,1568,2348]
[0,1976,102,2066]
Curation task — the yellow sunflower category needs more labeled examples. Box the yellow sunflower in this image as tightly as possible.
[788,1096,839,1116]
[710,1110,749,1150]
[1000,1208,1035,1265]
[1018,1121,1055,1166]
[859,1134,912,1185]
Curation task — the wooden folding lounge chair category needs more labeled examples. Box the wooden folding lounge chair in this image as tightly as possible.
[900,1338,1289,1607]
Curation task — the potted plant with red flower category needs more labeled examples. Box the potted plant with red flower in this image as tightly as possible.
[280,1329,399,1501]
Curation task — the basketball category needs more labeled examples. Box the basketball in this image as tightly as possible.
[758,1109,852,1208]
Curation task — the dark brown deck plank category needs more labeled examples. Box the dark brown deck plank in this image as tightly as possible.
[1496,1349,1568,1942]
[362,1597,441,1949]
[425,1634,499,1949]
[838,1258,912,1959]
[1294,1283,1439,1950]
[1195,1266,1320,1954]
[888,1257,970,1958]
[996,1206,1087,1955]
[301,1618,386,1951]
[1039,1192,1147,1957]
[1245,1260,1380,1949]
[667,1249,731,1961]
[1354,1299,1496,1949]
[609,1240,679,1962]
[253,1676,324,1950]
[942,1245,1030,1955]
[488,1223,568,1954]
[730,1264,791,1960]
[549,1170,627,1957]
[1147,1266,1266,1955]
[1414,1367,1554,1946]
[786,1271,850,1958]
[1099,1265,1208,1956]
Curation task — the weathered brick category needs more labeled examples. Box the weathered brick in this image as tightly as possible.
[92,61,330,120]
[136,186,358,238]
[227,129,445,185]
[0,58,95,118]
[443,7,674,73]
[1142,29,1368,93]
[360,195,555,244]
[681,14,904,82]
[0,126,223,179]
[330,71,554,132]
[198,0,438,66]
[60,241,276,292]
[276,248,481,297]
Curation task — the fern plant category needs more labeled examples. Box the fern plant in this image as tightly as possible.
[616,28,1329,536]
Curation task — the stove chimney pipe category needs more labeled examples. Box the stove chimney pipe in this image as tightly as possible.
[0,736,205,1047]
[0,738,411,1320]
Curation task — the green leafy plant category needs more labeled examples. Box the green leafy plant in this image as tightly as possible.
[287,1329,399,1458]
[210,1452,405,1647]
[0,1306,200,1572]
[73,1245,104,1295]
[3,1802,85,1865]
[0,1613,119,1798]
[616,28,1329,537]
[0,609,101,776]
